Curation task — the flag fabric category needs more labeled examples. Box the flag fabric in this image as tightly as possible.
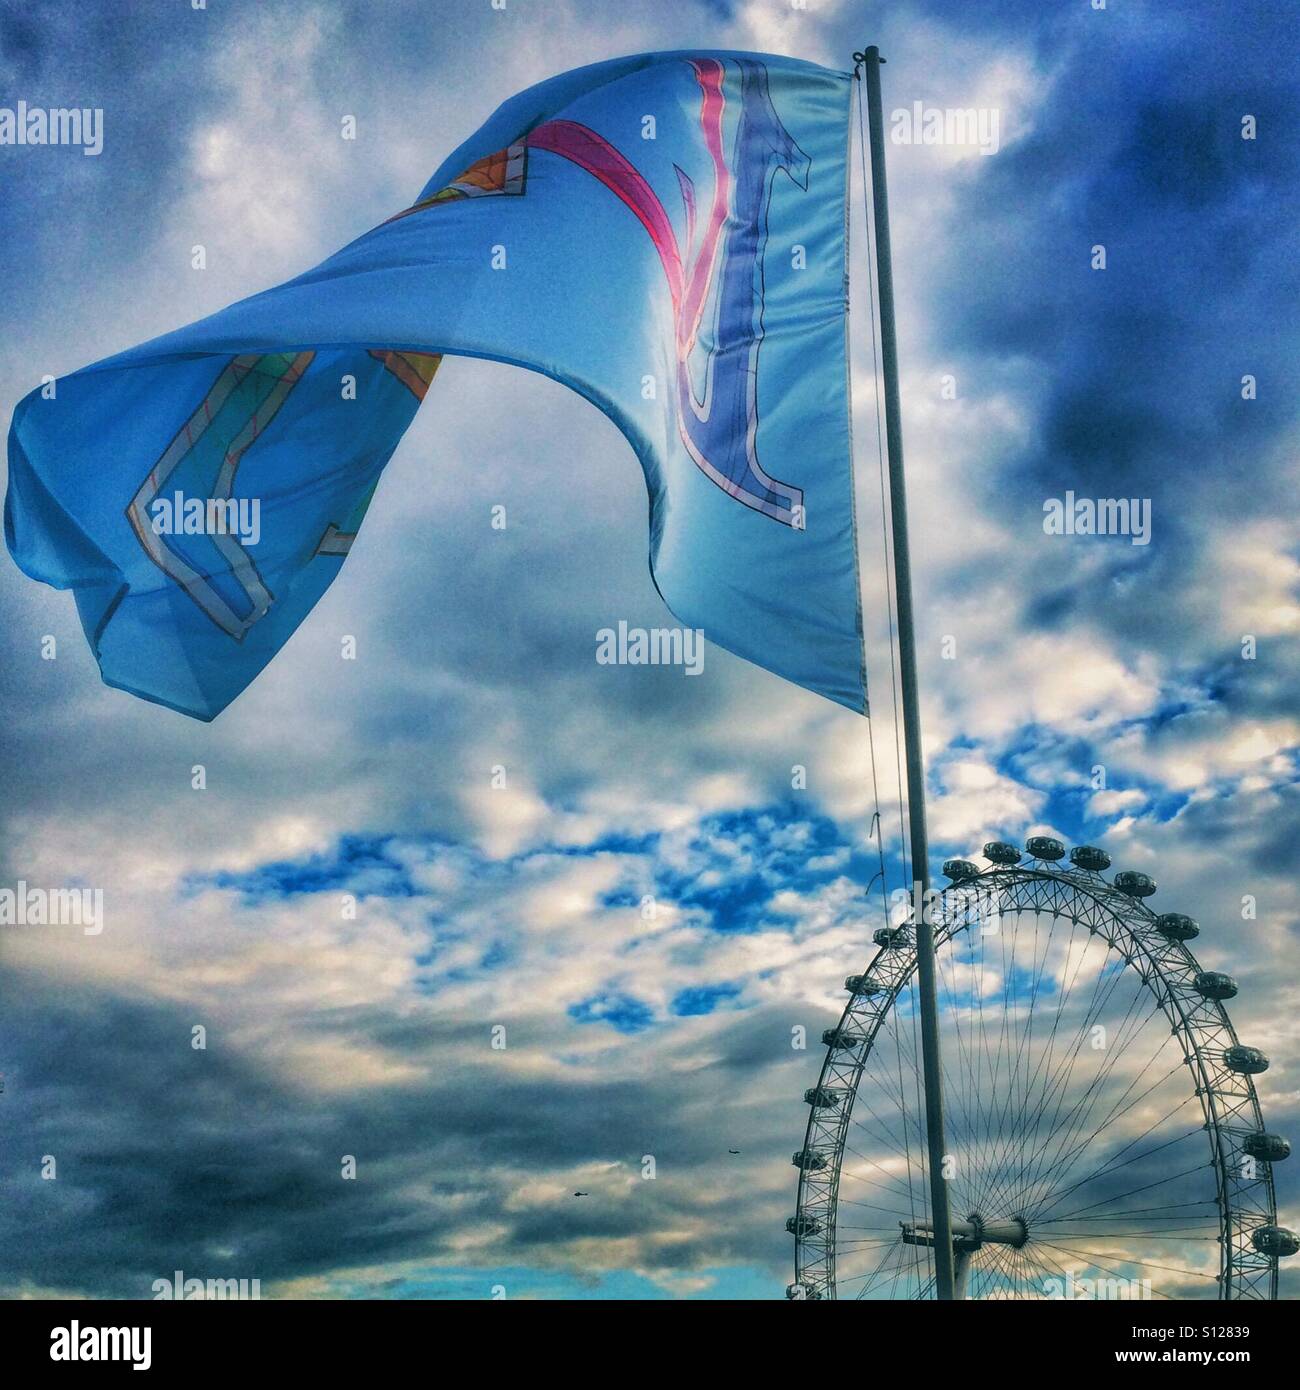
[6,50,865,720]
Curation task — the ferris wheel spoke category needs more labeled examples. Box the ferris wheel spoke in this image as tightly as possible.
[979,1245,1014,1298]
[1013,1249,1045,1298]
[912,1019,988,1196]
[872,1006,983,1212]
[969,906,993,1200]
[1004,1021,1167,1219]
[974,914,1097,1213]
[973,1242,1011,1295]
[837,1155,924,1206]
[993,912,1088,1151]
[997,970,1160,1215]
[978,902,1064,1197]
[1034,1234,1217,1245]
[932,947,984,1173]
[939,918,1012,1170]
[981,901,1025,1186]
[881,991,975,1159]
[1000,1244,1038,1298]
[889,979,924,1226]
[1026,1064,1198,1221]
[973,909,1030,1198]
[889,1228,931,1300]
[1022,1239,1075,1292]
[1042,1161,1214,1225]
[1011,917,1123,1117]
[837,1195,918,1219]
[1031,1120,1206,1227]
[1004,916,1063,1201]
[948,926,1014,1208]
[875,1006,937,1148]
[854,1238,910,1298]
[936,927,1018,1201]
[1020,1238,1159,1299]
[838,1182,918,1211]
[848,1091,925,1168]
[941,918,1000,1203]
[1006,968,1143,1198]
[997,947,1151,1203]
[836,1197,925,1220]
[840,1262,900,1297]
[886,1235,916,1300]
[1031,1236,1218,1289]
[1043,1200,1219,1224]
[1018,1243,1066,1298]
[1020,977,1165,1174]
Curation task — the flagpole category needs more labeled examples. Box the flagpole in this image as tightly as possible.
[858,44,956,1301]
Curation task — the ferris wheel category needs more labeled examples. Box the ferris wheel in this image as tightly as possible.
[787,837,1297,1301]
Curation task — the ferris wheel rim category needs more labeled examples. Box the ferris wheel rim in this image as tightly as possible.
[789,849,1287,1301]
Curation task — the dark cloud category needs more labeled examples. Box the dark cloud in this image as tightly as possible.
[0,962,834,1296]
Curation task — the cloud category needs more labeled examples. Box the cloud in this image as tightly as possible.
[1,0,1295,1299]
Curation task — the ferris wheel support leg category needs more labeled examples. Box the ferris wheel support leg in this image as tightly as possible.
[860,44,957,1301]
[953,1249,972,1301]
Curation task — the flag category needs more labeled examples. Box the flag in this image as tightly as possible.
[6,51,865,720]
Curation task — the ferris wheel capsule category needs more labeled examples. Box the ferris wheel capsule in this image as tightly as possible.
[943,858,980,882]
[1156,912,1200,941]
[1242,1133,1291,1163]
[983,841,1021,865]
[845,973,886,996]
[1194,971,1239,1001]
[822,1027,864,1050]
[1225,1045,1269,1075]
[874,926,907,948]
[1070,844,1111,871]
[1115,870,1157,897]
[787,1214,822,1237]
[785,1281,820,1300]
[792,1149,829,1171]
[804,1086,845,1109]
[1025,835,1065,861]
[1251,1226,1299,1258]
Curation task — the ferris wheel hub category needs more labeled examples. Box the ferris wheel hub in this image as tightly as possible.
[901,1215,1029,1300]
[901,1214,1028,1252]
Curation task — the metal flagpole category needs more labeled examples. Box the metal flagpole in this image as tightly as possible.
[857,44,957,1301]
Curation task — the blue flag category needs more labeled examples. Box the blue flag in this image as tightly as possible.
[6,51,865,720]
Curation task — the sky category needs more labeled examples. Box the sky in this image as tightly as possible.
[0,0,1296,1301]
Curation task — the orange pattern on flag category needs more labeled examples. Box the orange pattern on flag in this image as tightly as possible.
[368,349,442,400]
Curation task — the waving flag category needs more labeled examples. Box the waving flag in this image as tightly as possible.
[6,51,865,720]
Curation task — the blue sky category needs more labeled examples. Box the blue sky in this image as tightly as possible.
[0,0,1296,1300]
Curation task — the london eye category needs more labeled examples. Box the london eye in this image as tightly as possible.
[788,838,1296,1300]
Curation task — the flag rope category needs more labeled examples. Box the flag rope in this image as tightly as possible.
[854,75,909,897]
